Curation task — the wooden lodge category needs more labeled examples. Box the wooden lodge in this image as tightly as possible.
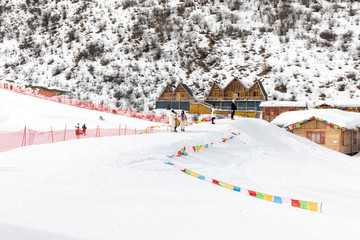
[260,101,307,122]
[272,109,360,155]
[202,78,268,116]
[155,78,268,117]
[315,101,360,112]
[155,83,195,111]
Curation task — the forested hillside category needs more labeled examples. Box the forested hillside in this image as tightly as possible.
[1,0,359,110]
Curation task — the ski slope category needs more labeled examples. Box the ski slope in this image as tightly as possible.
[0,88,157,132]
[1,89,360,240]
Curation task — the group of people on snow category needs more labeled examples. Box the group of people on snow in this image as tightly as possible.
[3,83,13,90]
[169,99,238,132]
[169,110,187,132]
[75,123,87,136]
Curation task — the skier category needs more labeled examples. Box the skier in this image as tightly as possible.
[82,123,87,135]
[169,110,177,132]
[180,111,187,131]
[211,104,216,124]
[231,99,237,120]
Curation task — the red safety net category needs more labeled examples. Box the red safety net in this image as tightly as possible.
[0,84,169,123]
[0,126,168,153]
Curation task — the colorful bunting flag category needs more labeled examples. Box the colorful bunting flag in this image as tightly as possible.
[164,162,322,212]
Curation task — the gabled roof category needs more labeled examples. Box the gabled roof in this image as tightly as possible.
[179,83,194,98]
[222,77,249,91]
[205,82,224,99]
[158,84,175,97]
[249,80,268,100]
[272,109,360,130]
[258,80,268,101]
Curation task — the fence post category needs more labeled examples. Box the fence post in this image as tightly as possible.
[135,128,136,135]
[64,124,67,141]
[119,124,121,136]
[51,127,54,143]
[98,125,100,137]
[125,125,127,136]
[96,125,98,138]
[22,126,26,147]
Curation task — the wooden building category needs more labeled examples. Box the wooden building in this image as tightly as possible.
[155,83,195,111]
[155,78,268,117]
[260,101,307,122]
[272,109,360,155]
[203,78,268,115]
[315,101,360,112]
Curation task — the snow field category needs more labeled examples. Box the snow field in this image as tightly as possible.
[1,89,360,239]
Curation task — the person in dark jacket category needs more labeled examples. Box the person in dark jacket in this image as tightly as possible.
[82,123,87,135]
[231,99,237,120]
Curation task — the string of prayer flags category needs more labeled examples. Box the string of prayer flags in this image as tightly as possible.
[164,161,322,212]
[283,116,344,131]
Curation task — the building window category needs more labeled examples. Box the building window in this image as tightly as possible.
[354,132,358,145]
[227,92,232,97]
[240,92,245,98]
[212,92,219,97]
[274,108,280,116]
[180,93,185,98]
[265,108,270,116]
[306,131,325,144]
[236,93,240,98]
[254,91,259,97]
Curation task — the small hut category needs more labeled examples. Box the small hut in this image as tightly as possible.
[272,109,360,155]
[260,101,307,122]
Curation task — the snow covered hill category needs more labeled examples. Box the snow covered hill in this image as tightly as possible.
[1,90,360,239]
[1,0,360,111]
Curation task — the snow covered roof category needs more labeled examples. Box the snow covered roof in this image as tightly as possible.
[257,80,268,101]
[169,84,176,91]
[271,109,360,130]
[180,83,195,99]
[315,100,360,108]
[260,101,307,108]
[222,77,250,90]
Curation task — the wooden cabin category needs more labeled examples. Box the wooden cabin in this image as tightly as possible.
[155,83,195,111]
[315,101,360,112]
[202,78,267,116]
[260,101,307,122]
[272,109,360,155]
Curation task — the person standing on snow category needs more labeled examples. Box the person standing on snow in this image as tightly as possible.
[231,99,237,120]
[82,123,87,135]
[211,104,216,124]
[169,110,177,132]
[180,111,187,131]
[75,123,81,138]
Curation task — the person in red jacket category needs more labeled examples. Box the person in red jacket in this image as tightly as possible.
[75,123,81,138]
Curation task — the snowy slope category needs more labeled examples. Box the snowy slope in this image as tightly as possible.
[0,88,157,131]
[1,91,360,239]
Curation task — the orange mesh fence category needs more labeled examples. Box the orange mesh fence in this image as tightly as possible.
[0,126,167,153]
[0,84,169,123]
